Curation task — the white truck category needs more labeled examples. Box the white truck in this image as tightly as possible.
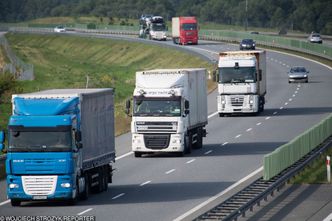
[126,68,208,157]
[139,15,167,41]
[217,50,266,116]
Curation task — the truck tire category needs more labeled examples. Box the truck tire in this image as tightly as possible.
[259,97,265,112]
[10,199,21,207]
[79,174,90,200]
[134,152,142,158]
[184,133,192,154]
[102,166,109,192]
[194,128,203,149]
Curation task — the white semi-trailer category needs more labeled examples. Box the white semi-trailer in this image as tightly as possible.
[126,68,208,157]
[217,50,266,116]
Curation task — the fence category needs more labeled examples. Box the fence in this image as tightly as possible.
[263,113,332,180]
[0,34,34,80]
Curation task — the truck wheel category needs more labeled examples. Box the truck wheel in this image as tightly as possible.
[10,199,21,207]
[194,129,203,149]
[102,166,108,192]
[80,174,90,200]
[134,152,142,158]
[184,134,192,154]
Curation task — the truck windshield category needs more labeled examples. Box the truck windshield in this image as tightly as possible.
[182,23,197,31]
[219,67,256,83]
[8,129,72,152]
[151,23,166,31]
[133,97,181,117]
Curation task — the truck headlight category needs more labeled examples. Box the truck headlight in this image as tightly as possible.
[61,183,71,188]
[9,183,19,189]
[133,135,141,144]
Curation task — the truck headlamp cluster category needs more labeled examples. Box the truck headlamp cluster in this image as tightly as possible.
[61,183,71,188]
[9,183,19,189]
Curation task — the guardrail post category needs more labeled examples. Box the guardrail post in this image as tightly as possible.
[327,156,331,183]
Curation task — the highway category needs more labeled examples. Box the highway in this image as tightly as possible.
[0,34,331,221]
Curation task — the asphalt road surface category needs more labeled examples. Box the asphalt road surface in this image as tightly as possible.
[0,33,331,221]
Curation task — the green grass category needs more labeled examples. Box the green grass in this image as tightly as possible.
[3,33,214,135]
[290,147,332,184]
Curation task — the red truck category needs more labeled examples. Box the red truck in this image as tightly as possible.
[172,17,198,45]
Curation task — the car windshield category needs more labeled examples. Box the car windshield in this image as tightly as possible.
[290,67,306,73]
[182,23,197,31]
[8,129,72,152]
[312,34,320,37]
[151,23,166,31]
[219,67,256,83]
[134,97,181,117]
[242,39,254,44]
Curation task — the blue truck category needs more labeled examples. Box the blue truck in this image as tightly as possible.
[0,89,116,206]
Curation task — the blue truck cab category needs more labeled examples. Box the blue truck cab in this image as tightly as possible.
[2,89,115,206]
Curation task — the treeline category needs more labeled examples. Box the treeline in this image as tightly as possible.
[0,0,331,34]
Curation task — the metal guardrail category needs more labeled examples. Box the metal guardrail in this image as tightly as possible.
[4,25,332,61]
[196,135,332,221]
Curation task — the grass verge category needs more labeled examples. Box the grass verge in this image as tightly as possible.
[290,146,332,184]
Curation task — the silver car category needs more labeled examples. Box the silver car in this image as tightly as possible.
[288,66,309,83]
[308,32,322,44]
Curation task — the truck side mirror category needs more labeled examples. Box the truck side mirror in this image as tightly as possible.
[184,109,190,115]
[125,99,131,115]
[0,131,4,152]
[75,131,82,142]
[185,100,189,109]
[259,69,262,81]
[76,143,83,149]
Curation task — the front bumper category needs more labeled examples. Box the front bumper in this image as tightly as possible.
[132,133,184,152]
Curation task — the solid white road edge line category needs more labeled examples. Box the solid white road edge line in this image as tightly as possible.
[77,208,93,215]
[173,166,264,221]
[323,212,332,221]
[0,199,10,206]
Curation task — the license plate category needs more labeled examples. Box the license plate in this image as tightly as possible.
[33,195,47,200]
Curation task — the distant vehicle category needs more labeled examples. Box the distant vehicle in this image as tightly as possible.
[139,15,167,41]
[217,50,266,116]
[288,66,309,83]
[250,31,259,35]
[172,17,198,45]
[240,39,256,50]
[54,26,66,33]
[308,32,322,44]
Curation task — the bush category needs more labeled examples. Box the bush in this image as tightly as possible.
[87,23,96,29]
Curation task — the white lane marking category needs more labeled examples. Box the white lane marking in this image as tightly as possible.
[323,212,332,221]
[0,200,10,206]
[204,150,213,155]
[112,193,125,200]
[165,169,176,174]
[246,128,252,132]
[208,111,219,119]
[295,90,298,93]
[265,117,271,120]
[280,107,284,110]
[221,142,228,146]
[273,112,278,115]
[77,208,93,215]
[292,94,296,97]
[116,151,133,160]
[297,87,300,90]
[174,167,264,221]
[285,102,288,105]
[186,159,196,164]
[186,46,219,55]
[256,122,262,126]
[235,134,241,139]
[289,98,292,102]
[140,180,151,186]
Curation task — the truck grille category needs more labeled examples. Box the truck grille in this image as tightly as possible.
[136,122,177,133]
[144,134,170,149]
[231,96,244,107]
[22,176,57,196]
